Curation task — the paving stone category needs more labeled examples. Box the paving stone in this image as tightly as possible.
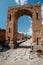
[0,40,43,65]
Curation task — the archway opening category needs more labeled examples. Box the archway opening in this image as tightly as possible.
[17,15,32,47]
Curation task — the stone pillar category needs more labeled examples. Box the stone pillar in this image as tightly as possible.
[9,13,15,49]
[6,12,16,49]
[13,15,17,47]
[32,6,42,45]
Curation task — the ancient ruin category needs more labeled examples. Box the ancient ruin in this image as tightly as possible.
[6,4,43,48]
[0,29,6,43]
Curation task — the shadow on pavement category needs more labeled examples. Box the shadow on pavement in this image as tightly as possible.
[0,44,10,52]
[17,45,31,48]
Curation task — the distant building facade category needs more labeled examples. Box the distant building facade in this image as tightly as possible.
[0,29,25,44]
[17,33,25,40]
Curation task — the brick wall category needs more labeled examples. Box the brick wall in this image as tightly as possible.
[17,33,25,40]
[0,29,6,43]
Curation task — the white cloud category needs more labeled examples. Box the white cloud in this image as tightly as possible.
[18,27,32,36]
[27,28,32,36]
[41,5,43,10]
[41,5,43,25]
[20,0,27,5]
[42,21,43,24]
[15,0,27,5]
[19,32,23,34]
[19,32,26,34]
[15,0,19,5]
[41,5,43,16]
[28,16,32,19]
[42,15,43,18]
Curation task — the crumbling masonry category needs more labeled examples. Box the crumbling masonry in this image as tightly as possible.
[6,4,43,48]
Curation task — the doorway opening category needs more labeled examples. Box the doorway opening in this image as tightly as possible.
[17,15,32,48]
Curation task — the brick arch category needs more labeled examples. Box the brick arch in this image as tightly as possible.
[6,4,42,49]
[14,9,32,19]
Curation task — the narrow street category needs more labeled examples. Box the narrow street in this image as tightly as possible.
[0,39,43,65]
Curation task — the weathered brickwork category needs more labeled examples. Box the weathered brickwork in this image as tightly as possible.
[6,4,42,48]
[0,29,25,45]
[17,33,25,40]
[0,29,6,44]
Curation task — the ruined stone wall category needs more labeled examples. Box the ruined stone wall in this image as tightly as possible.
[6,4,42,48]
[17,33,25,40]
[0,29,6,44]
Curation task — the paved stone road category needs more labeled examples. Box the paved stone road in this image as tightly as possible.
[0,39,43,65]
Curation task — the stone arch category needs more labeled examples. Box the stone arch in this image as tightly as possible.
[6,4,42,48]
[14,9,32,19]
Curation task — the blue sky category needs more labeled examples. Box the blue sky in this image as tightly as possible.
[0,0,43,35]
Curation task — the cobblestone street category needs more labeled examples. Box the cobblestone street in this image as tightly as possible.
[0,39,43,65]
